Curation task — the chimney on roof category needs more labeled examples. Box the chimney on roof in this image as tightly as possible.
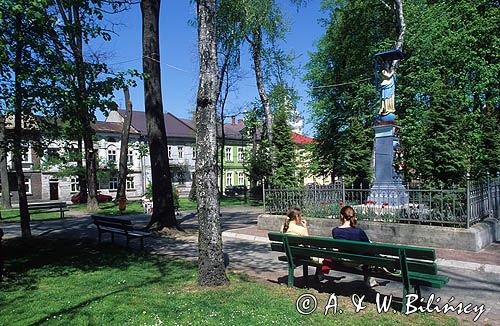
[231,115,236,125]
[237,119,243,125]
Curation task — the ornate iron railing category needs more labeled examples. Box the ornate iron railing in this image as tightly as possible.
[263,174,500,228]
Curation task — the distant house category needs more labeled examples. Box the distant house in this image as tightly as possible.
[106,110,251,195]
[291,132,331,186]
[0,119,145,203]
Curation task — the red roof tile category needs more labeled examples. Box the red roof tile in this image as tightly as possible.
[291,132,314,145]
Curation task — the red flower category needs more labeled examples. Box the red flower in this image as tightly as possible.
[366,200,376,205]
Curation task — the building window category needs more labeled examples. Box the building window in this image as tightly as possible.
[168,146,172,158]
[22,146,31,163]
[70,177,80,193]
[109,177,118,190]
[127,150,134,164]
[178,146,183,159]
[237,147,244,162]
[226,172,233,186]
[25,177,32,194]
[238,172,245,185]
[225,147,232,162]
[126,177,135,190]
[107,148,117,163]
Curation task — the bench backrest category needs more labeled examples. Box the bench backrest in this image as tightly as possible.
[28,202,67,209]
[92,214,134,231]
[268,232,437,275]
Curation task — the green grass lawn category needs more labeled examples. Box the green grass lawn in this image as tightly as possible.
[0,197,262,223]
[0,238,459,326]
[0,209,65,222]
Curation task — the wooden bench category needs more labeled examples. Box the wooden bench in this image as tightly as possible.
[92,214,151,249]
[268,232,449,311]
[27,202,68,219]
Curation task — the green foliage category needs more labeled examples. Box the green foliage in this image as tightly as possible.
[307,0,499,186]
[145,183,179,209]
[269,83,299,188]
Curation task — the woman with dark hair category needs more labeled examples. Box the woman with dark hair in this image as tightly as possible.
[330,205,378,287]
[332,206,369,242]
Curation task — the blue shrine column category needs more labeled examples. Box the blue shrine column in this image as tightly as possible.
[368,124,408,206]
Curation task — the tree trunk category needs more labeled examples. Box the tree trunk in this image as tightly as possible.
[0,115,11,209]
[249,28,273,145]
[116,87,133,201]
[394,0,406,51]
[196,0,229,287]
[53,1,96,208]
[77,138,87,203]
[141,0,178,230]
[13,14,31,239]
[250,121,257,189]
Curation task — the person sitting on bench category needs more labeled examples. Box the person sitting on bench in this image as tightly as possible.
[281,207,329,281]
[324,206,378,287]
[281,207,308,236]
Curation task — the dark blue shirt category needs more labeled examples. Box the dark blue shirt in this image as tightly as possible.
[332,227,369,242]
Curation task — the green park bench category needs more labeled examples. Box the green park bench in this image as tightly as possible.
[27,202,68,219]
[268,232,449,311]
[92,214,151,249]
[0,202,68,220]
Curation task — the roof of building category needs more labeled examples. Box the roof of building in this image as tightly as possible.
[113,110,247,141]
[93,121,141,135]
[108,110,313,144]
[291,132,314,145]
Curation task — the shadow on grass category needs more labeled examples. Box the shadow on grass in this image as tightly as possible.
[0,236,196,293]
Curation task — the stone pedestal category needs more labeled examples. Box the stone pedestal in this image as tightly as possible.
[368,124,408,206]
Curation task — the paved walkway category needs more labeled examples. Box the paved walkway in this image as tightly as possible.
[1,206,499,325]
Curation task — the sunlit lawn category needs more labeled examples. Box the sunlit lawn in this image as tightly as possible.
[0,197,263,222]
[0,209,65,222]
[0,238,459,326]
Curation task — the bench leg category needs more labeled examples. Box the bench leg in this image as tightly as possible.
[287,265,294,288]
[303,264,309,288]
[98,231,101,244]
[111,233,114,244]
[126,236,130,248]
[415,285,421,300]
[141,237,144,250]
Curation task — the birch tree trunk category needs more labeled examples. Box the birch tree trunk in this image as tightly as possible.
[394,0,405,51]
[141,0,178,229]
[0,115,11,209]
[248,28,273,145]
[115,87,133,201]
[196,0,228,286]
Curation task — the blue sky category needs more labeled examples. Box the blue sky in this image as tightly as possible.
[98,1,327,135]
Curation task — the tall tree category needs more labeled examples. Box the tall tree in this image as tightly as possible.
[195,0,229,286]
[53,0,99,210]
[53,0,137,210]
[1,0,61,238]
[141,0,178,230]
[268,83,298,188]
[307,0,499,185]
[0,115,11,209]
[115,87,133,201]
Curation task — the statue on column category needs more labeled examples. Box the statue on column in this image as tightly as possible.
[375,50,404,123]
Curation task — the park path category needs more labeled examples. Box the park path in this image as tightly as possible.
[1,206,499,325]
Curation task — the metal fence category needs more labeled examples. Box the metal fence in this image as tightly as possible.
[264,174,500,228]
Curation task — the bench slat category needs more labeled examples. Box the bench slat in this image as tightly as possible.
[272,242,437,275]
[269,232,435,261]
